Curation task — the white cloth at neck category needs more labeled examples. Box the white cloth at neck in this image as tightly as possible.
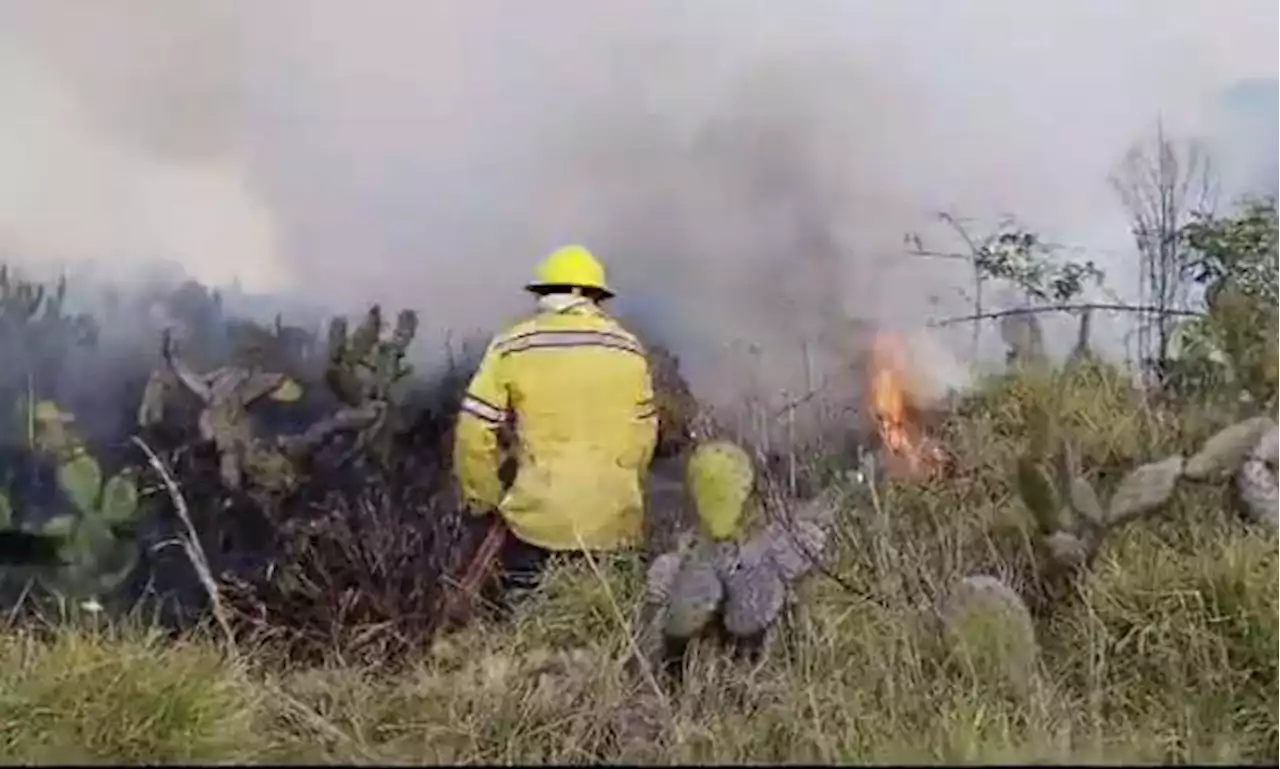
[537,293,594,314]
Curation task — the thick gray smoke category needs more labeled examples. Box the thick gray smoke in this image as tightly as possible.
[0,0,1275,419]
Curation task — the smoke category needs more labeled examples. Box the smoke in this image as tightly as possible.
[0,3,290,291]
[0,0,1275,417]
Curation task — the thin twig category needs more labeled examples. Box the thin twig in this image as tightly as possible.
[903,248,972,261]
[576,543,673,714]
[262,680,380,761]
[937,211,992,360]
[130,435,238,659]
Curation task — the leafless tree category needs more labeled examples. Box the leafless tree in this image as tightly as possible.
[1110,120,1218,387]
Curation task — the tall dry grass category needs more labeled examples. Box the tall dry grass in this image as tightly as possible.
[0,361,1274,764]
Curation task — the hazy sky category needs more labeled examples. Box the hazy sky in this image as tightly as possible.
[0,0,1275,403]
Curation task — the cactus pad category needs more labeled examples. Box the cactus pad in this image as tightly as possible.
[940,575,1039,694]
[1250,423,1278,466]
[268,377,304,403]
[1015,456,1060,533]
[1107,455,1185,526]
[1236,458,1278,528]
[56,453,103,516]
[1066,477,1105,527]
[1043,530,1089,567]
[16,398,79,456]
[663,542,727,639]
[1184,416,1276,481]
[41,515,76,539]
[99,472,140,527]
[722,547,787,638]
[644,551,684,605]
[759,517,830,583]
[685,441,755,541]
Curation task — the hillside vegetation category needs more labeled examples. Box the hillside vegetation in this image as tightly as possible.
[0,356,1275,764]
[0,199,1275,764]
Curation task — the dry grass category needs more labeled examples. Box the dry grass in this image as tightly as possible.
[0,361,1275,764]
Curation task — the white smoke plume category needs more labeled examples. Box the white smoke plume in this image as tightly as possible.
[0,0,1275,420]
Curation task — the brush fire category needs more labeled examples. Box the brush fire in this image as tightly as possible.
[865,331,952,481]
[0,271,715,662]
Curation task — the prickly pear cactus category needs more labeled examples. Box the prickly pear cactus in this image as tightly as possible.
[663,540,731,639]
[939,574,1039,697]
[49,447,143,596]
[685,441,755,541]
[1106,455,1184,526]
[1013,399,1182,603]
[1011,410,1279,614]
[326,305,416,406]
[0,270,98,369]
[12,397,83,458]
[631,441,848,681]
[316,305,418,466]
[1184,416,1275,481]
[1235,423,1279,529]
[720,542,787,638]
[1180,416,1277,529]
[0,397,144,604]
[140,328,307,495]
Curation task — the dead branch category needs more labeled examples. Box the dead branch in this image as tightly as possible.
[1110,121,1217,382]
[938,212,992,359]
[130,434,238,659]
[928,302,1205,328]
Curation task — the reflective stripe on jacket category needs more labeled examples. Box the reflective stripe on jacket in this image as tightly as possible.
[453,300,658,552]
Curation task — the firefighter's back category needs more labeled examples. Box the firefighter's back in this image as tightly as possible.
[495,305,655,552]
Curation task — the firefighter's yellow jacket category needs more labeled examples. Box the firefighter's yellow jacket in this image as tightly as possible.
[453,296,659,552]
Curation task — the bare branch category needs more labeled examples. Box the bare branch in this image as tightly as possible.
[1110,121,1218,382]
[903,248,976,261]
[130,435,238,659]
[929,302,1204,328]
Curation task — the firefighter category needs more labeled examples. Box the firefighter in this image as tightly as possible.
[451,244,659,615]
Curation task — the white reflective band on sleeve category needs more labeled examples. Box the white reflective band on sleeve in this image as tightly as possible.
[461,394,507,424]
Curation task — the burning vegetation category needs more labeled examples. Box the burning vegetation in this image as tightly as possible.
[0,269,705,664]
[865,331,953,481]
[0,262,965,666]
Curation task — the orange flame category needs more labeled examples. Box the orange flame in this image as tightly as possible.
[867,332,948,480]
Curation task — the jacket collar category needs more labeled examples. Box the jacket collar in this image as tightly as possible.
[536,293,600,316]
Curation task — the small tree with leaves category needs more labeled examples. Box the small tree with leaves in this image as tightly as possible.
[1166,197,1278,410]
[908,214,1106,362]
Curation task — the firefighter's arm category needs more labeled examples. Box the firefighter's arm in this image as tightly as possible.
[453,343,509,513]
[633,357,660,471]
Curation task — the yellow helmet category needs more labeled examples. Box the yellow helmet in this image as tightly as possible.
[525,244,614,298]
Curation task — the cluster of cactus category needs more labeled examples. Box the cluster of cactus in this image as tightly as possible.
[136,303,419,497]
[1016,411,1278,584]
[0,269,98,350]
[326,305,416,407]
[0,271,99,412]
[311,305,418,466]
[1186,415,1278,527]
[0,398,142,601]
[631,440,845,681]
[937,574,1040,698]
[1015,435,1177,578]
[936,409,1278,686]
